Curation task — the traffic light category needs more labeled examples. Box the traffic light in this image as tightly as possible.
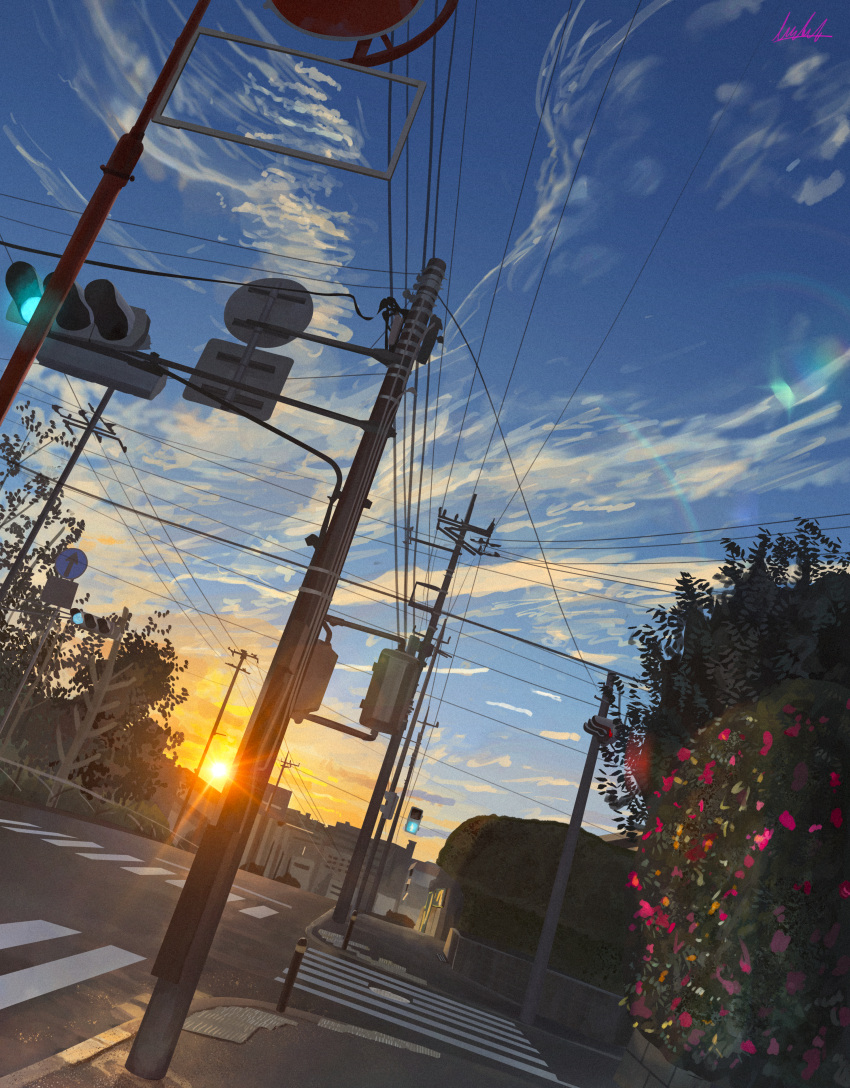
[71,610,121,638]
[4,262,162,399]
[379,791,398,819]
[405,807,423,835]
[5,262,42,323]
[359,649,420,732]
[583,715,618,744]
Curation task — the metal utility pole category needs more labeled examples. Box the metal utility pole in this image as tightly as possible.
[0,390,115,613]
[0,0,212,426]
[125,257,445,1080]
[170,647,257,841]
[360,713,439,914]
[332,494,497,926]
[519,671,618,1026]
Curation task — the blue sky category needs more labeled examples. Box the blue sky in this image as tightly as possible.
[1,0,849,863]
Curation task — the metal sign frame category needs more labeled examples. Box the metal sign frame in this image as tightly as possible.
[151,27,426,180]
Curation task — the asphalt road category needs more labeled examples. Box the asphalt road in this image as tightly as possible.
[0,796,334,1077]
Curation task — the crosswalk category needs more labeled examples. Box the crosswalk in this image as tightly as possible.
[276,946,559,1081]
[0,919,145,1011]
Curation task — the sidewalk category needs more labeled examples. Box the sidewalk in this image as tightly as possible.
[0,910,625,1088]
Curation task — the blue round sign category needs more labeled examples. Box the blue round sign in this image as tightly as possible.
[54,548,88,580]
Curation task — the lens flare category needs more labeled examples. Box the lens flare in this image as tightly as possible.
[210,762,229,780]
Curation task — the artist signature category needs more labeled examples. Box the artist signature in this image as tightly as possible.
[773,11,832,41]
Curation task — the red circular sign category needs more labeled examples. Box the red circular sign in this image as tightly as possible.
[266,0,426,41]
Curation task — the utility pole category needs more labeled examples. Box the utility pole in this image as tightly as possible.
[519,671,618,1026]
[125,256,446,1081]
[332,495,498,926]
[170,647,257,841]
[360,713,439,914]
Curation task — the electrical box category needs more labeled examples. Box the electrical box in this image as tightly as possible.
[359,649,420,733]
[292,637,338,722]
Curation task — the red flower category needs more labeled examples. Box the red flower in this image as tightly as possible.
[839,881,850,899]
[831,807,843,829]
[760,731,773,755]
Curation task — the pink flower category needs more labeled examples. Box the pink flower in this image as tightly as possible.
[627,870,642,889]
[672,866,684,878]
[840,881,850,899]
[808,824,822,833]
[786,971,806,994]
[756,800,764,810]
[636,900,655,919]
[760,731,773,755]
[782,704,796,715]
[754,828,773,850]
[767,1039,779,1055]
[741,1040,757,1054]
[770,930,791,954]
[744,855,754,867]
[678,1010,693,1028]
[791,762,809,791]
[784,724,800,737]
[718,728,731,741]
[719,911,728,921]
[802,1047,821,1080]
[699,761,716,785]
[714,966,741,995]
[671,997,681,1010]
[677,747,691,761]
[739,939,751,974]
[662,775,674,791]
[631,993,652,1019]
[819,716,829,723]
[831,807,843,828]
[831,771,841,790]
[779,811,796,830]
[729,755,736,766]
[735,869,745,878]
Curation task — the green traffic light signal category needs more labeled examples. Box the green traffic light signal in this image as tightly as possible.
[5,262,42,323]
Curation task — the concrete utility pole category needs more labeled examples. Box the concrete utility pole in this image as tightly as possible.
[332,493,497,926]
[170,647,257,841]
[125,257,446,1080]
[519,671,618,1026]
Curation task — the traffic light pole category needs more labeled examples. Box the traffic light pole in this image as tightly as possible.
[170,647,257,842]
[0,387,114,614]
[124,257,445,1081]
[519,671,617,1026]
[333,493,490,926]
[0,0,212,426]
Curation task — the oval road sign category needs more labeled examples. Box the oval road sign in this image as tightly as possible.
[266,0,427,40]
[224,278,313,348]
[54,547,88,580]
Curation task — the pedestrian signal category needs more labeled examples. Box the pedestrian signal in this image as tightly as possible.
[405,807,423,834]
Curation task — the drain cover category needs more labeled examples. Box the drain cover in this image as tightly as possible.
[183,1006,293,1043]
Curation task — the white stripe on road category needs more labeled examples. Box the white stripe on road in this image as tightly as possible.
[303,949,526,1038]
[1,828,76,836]
[275,974,557,1081]
[158,860,293,909]
[42,840,103,848]
[77,854,142,862]
[0,946,146,1010]
[293,961,543,1060]
[0,920,79,950]
[121,867,177,876]
[240,905,277,918]
[165,879,245,902]
[0,819,40,826]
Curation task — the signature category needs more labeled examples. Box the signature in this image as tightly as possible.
[773,11,832,41]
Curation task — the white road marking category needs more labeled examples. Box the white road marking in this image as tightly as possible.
[1,828,76,836]
[0,920,79,950]
[120,867,176,876]
[165,878,244,902]
[239,905,277,919]
[77,853,142,862]
[160,860,292,909]
[42,840,103,848]
[0,946,146,1010]
[0,819,43,827]
[277,960,557,1081]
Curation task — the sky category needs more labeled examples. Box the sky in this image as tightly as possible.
[1,0,849,866]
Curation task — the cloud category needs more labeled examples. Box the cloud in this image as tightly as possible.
[533,690,562,701]
[459,782,505,793]
[415,827,451,839]
[409,789,456,807]
[686,0,764,33]
[506,776,580,787]
[794,171,846,206]
[540,731,582,741]
[467,755,512,769]
[486,701,533,717]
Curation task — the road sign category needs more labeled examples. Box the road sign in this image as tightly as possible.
[54,548,88,580]
[224,278,313,348]
[41,574,78,609]
[265,0,427,40]
[181,339,294,421]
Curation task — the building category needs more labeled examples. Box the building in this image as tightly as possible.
[395,858,442,922]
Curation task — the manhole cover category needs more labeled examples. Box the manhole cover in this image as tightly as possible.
[183,1006,293,1043]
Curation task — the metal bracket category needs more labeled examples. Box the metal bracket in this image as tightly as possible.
[301,713,379,742]
[231,317,402,367]
[325,615,406,650]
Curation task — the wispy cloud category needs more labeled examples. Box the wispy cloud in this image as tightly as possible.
[534,690,562,701]
[486,701,533,717]
[540,731,581,741]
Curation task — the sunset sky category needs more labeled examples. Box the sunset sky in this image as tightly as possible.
[2,0,849,864]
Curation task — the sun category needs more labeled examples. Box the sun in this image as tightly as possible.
[209,762,230,781]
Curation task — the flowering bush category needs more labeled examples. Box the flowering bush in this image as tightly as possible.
[620,679,850,1086]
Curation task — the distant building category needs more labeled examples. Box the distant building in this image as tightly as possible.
[395,858,442,922]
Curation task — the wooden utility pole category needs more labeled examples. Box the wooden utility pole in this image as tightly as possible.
[125,257,446,1080]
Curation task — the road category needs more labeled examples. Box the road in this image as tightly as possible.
[0,798,625,1087]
